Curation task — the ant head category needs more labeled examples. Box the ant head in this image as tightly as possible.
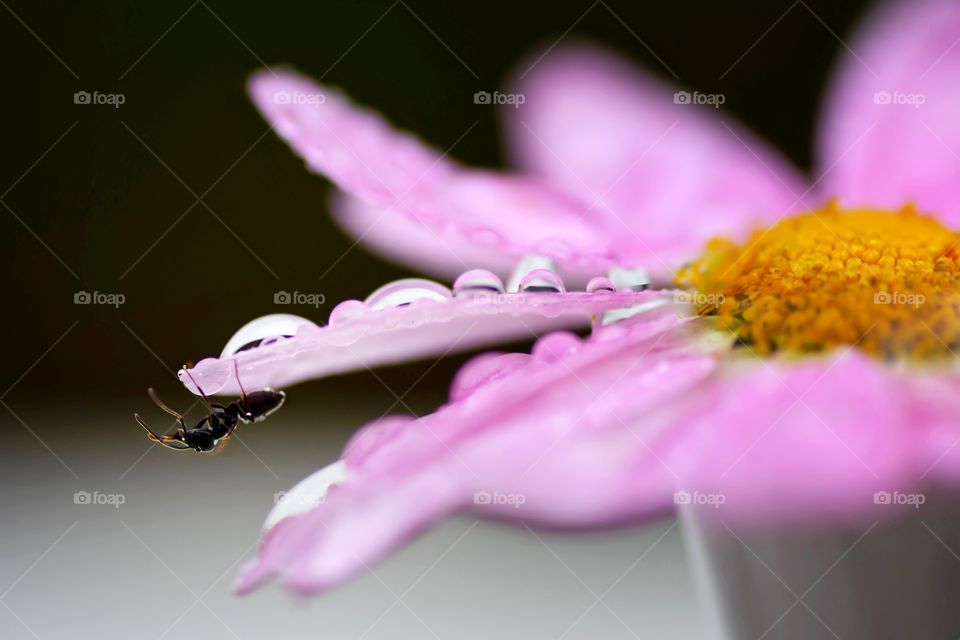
[238,389,286,423]
[180,428,219,453]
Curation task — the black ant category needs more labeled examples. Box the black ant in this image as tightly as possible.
[135,361,285,453]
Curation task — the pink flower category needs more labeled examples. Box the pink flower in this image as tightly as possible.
[178,0,960,595]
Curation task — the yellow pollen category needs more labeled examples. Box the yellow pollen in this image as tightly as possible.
[675,204,960,359]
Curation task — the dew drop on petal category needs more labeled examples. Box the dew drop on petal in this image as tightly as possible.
[507,255,557,292]
[608,266,650,291]
[329,300,371,326]
[449,352,531,401]
[363,278,452,310]
[464,226,506,247]
[532,331,581,362]
[452,269,505,297]
[586,276,617,294]
[220,313,315,357]
[519,268,565,294]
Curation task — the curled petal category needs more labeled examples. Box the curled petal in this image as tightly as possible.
[249,70,618,281]
[817,0,960,223]
[265,461,347,530]
[236,315,720,594]
[504,44,809,275]
[179,275,674,395]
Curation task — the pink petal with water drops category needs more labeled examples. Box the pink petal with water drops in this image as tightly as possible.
[235,314,719,595]
[179,272,676,396]
[248,69,618,282]
[330,192,522,280]
[817,0,960,224]
[503,43,810,275]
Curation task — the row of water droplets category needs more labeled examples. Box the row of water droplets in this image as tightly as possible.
[219,257,650,358]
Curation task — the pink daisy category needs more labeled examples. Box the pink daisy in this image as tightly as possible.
[175,0,960,601]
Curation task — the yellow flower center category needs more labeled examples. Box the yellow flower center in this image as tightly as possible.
[676,204,960,359]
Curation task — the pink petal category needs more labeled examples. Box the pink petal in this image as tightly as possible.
[179,273,674,396]
[234,315,719,595]
[817,0,960,223]
[248,70,618,281]
[503,44,809,275]
[675,351,931,526]
[900,372,960,486]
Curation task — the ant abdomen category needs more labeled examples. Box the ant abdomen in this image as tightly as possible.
[238,390,286,423]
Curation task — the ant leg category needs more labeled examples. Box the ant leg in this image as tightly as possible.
[182,366,214,411]
[233,359,248,400]
[146,388,187,429]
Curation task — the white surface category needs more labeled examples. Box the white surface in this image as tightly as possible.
[0,399,705,640]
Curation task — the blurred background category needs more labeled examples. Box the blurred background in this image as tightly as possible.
[0,0,874,637]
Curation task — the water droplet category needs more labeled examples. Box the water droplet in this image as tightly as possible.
[453,269,505,296]
[608,266,650,291]
[465,226,505,247]
[329,300,370,326]
[532,332,581,362]
[364,278,452,310]
[586,276,616,294]
[519,269,565,293]
[220,314,314,357]
[449,352,530,401]
[507,255,556,292]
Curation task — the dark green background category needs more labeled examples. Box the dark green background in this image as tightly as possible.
[2,0,872,401]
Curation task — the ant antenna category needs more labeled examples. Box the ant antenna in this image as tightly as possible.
[147,388,186,428]
[134,413,164,440]
[233,359,248,400]
[134,413,191,450]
